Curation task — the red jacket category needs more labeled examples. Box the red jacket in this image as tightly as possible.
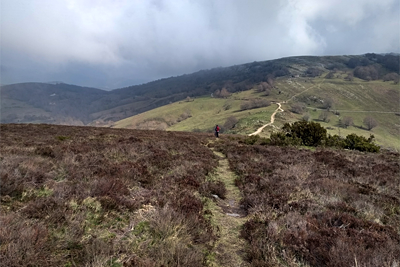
[215,126,220,132]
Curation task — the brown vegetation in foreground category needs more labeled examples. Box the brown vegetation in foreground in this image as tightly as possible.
[0,124,224,266]
[213,139,400,266]
[1,123,399,267]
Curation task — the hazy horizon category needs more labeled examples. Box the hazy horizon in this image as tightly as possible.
[1,0,399,90]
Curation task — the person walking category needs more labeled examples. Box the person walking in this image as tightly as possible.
[214,125,220,138]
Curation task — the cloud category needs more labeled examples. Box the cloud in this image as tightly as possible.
[1,0,399,88]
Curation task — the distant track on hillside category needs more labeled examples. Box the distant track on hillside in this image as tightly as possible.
[248,78,326,136]
[305,107,400,114]
[248,102,283,136]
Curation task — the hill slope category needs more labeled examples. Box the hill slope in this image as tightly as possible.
[2,53,399,126]
[0,83,109,125]
[114,73,400,150]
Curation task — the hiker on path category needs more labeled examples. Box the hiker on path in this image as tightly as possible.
[214,125,220,138]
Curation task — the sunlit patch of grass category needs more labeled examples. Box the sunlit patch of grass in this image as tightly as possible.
[21,186,54,201]
[115,75,399,148]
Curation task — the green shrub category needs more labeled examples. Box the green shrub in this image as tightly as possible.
[241,135,260,145]
[267,121,379,153]
[281,120,327,146]
[56,135,69,141]
[258,137,270,146]
[343,134,380,152]
[325,134,345,148]
[269,132,301,146]
[240,121,380,153]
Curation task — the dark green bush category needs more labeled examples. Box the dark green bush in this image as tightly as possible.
[241,136,271,146]
[281,120,327,146]
[241,121,380,153]
[258,137,270,146]
[241,135,260,145]
[56,135,70,141]
[269,132,301,146]
[274,121,379,153]
[325,134,345,148]
[343,134,380,152]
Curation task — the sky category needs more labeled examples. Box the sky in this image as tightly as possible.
[1,0,399,90]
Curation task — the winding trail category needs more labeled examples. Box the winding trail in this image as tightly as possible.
[248,78,325,136]
[207,147,248,267]
[248,102,284,136]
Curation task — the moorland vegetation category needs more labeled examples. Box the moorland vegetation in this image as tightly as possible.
[1,123,399,266]
[212,136,399,266]
[1,124,223,266]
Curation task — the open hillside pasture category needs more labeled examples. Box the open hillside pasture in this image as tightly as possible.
[114,74,400,150]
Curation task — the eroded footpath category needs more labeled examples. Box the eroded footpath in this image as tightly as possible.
[206,148,249,267]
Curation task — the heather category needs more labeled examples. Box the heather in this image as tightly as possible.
[0,124,222,266]
[1,124,399,266]
[213,138,400,266]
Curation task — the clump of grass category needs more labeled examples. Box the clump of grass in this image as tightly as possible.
[56,135,70,141]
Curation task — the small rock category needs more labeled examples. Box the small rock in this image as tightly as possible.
[226,213,241,217]
[212,194,219,199]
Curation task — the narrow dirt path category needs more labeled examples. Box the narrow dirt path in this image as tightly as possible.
[305,107,400,114]
[208,148,248,267]
[248,78,325,136]
[248,102,283,136]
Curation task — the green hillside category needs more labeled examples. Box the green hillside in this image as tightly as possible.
[114,74,400,150]
[113,92,276,134]
[3,54,399,126]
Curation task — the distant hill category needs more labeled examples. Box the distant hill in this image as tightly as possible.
[0,83,109,125]
[1,53,399,126]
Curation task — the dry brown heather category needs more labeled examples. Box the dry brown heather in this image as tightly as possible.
[213,139,400,267]
[0,124,224,267]
[1,124,399,267]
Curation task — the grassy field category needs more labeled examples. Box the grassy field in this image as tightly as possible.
[275,75,400,150]
[113,93,276,133]
[114,74,400,150]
